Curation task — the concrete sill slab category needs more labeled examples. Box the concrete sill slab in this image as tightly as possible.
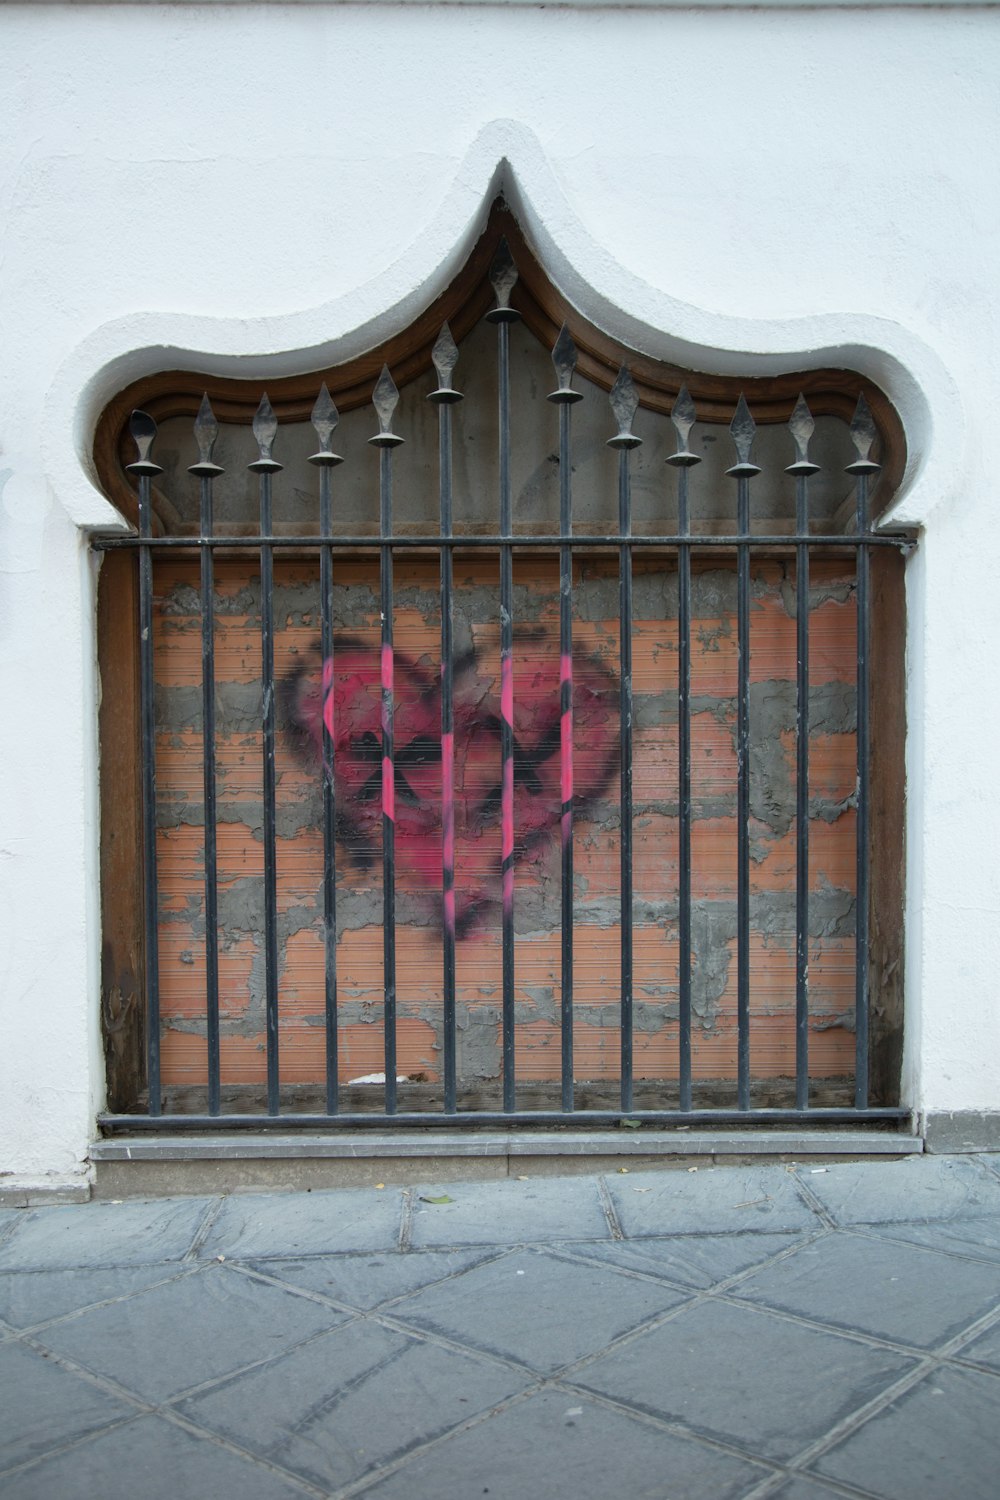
[90,1130,923,1198]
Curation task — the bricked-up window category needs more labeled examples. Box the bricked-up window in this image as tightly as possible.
[94,205,910,1126]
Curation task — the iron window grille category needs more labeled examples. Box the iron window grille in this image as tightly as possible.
[93,222,912,1133]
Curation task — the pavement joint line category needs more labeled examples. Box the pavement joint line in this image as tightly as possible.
[545,1378,786,1479]
[184,1195,227,1259]
[4,1264,202,1339]
[741,1354,940,1494]
[847,1218,1000,1269]
[595,1174,625,1239]
[223,1257,369,1320]
[739,1455,884,1500]
[157,1404,329,1498]
[788,1167,838,1228]
[975,1154,1000,1185]
[237,1243,513,1311]
[364,1303,566,1378]
[704,1282,1000,1363]
[330,1381,548,1500]
[11,1330,159,1418]
[155,1317,366,1410]
[738,1299,1000,1496]
[0,1413,149,1488]
[397,1186,413,1251]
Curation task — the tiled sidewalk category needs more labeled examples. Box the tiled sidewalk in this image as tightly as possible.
[2,1155,1000,1498]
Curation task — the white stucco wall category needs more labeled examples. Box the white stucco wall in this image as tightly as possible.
[2,2,998,1186]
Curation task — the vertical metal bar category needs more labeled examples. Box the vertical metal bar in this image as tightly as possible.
[128,412,163,1117]
[309,387,344,1116]
[429,326,463,1116]
[728,397,760,1113]
[608,370,642,1114]
[668,388,700,1113]
[848,396,880,1111]
[189,397,224,1116]
[370,368,404,1116]
[550,326,583,1113]
[487,242,519,1114]
[788,396,820,1111]
[250,396,282,1115]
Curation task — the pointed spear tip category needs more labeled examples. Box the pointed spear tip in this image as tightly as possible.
[311,382,339,437]
[552,323,577,371]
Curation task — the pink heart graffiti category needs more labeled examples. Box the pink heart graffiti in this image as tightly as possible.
[284,635,620,936]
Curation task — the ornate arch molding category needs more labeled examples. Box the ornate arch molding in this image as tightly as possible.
[93,198,906,530]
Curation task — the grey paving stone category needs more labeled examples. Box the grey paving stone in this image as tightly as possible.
[198,1187,403,1258]
[360,1388,765,1500]
[32,1262,346,1403]
[605,1165,817,1238]
[408,1177,609,1247]
[731,1231,1000,1348]
[576,1298,916,1461]
[255,1247,497,1310]
[0,1413,311,1500]
[180,1319,530,1490]
[867,1215,1000,1264]
[566,1231,810,1290]
[0,1197,214,1271]
[952,1313,1000,1373]
[0,1265,190,1330]
[812,1364,1000,1499]
[796,1155,1000,1226]
[0,1341,134,1472]
[389,1246,690,1373]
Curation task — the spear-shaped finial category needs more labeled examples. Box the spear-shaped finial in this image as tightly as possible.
[607,366,642,450]
[188,394,225,477]
[666,385,700,468]
[726,394,761,478]
[126,409,163,476]
[486,237,520,325]
[548,324,584,405]
[307,384,344,467]
[428,323,463,405]
[786,393,820,476]
[846,393,881,473]
[368,365,404,448]
[248,393,283,472]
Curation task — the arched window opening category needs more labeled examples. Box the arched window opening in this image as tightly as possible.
[94,204,910,1129]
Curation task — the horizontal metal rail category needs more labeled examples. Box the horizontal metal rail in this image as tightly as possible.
[94,531,911,550]
[99,1107,912,1134]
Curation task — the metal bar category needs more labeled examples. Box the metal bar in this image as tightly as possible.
[488,243,519,1115]
[309,386,344,1116]
[250,397,282,1116]
[848,396,880,1112]
[370,369,403,1116]
[429,327,462,1116]
[550,327,582,1114]
[189,398,223,1116]
[669,388,699,1113]
[100,1105,912,1134]
[127,413,163,1118]
[728,398,760,1114]
[855,499,870,1108]
[788,396,820,1112]
[608,370,642,1114]
[619,460,633,1113]
[94,532,911,552]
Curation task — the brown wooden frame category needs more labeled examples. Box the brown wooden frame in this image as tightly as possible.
[95,198,908,1115]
